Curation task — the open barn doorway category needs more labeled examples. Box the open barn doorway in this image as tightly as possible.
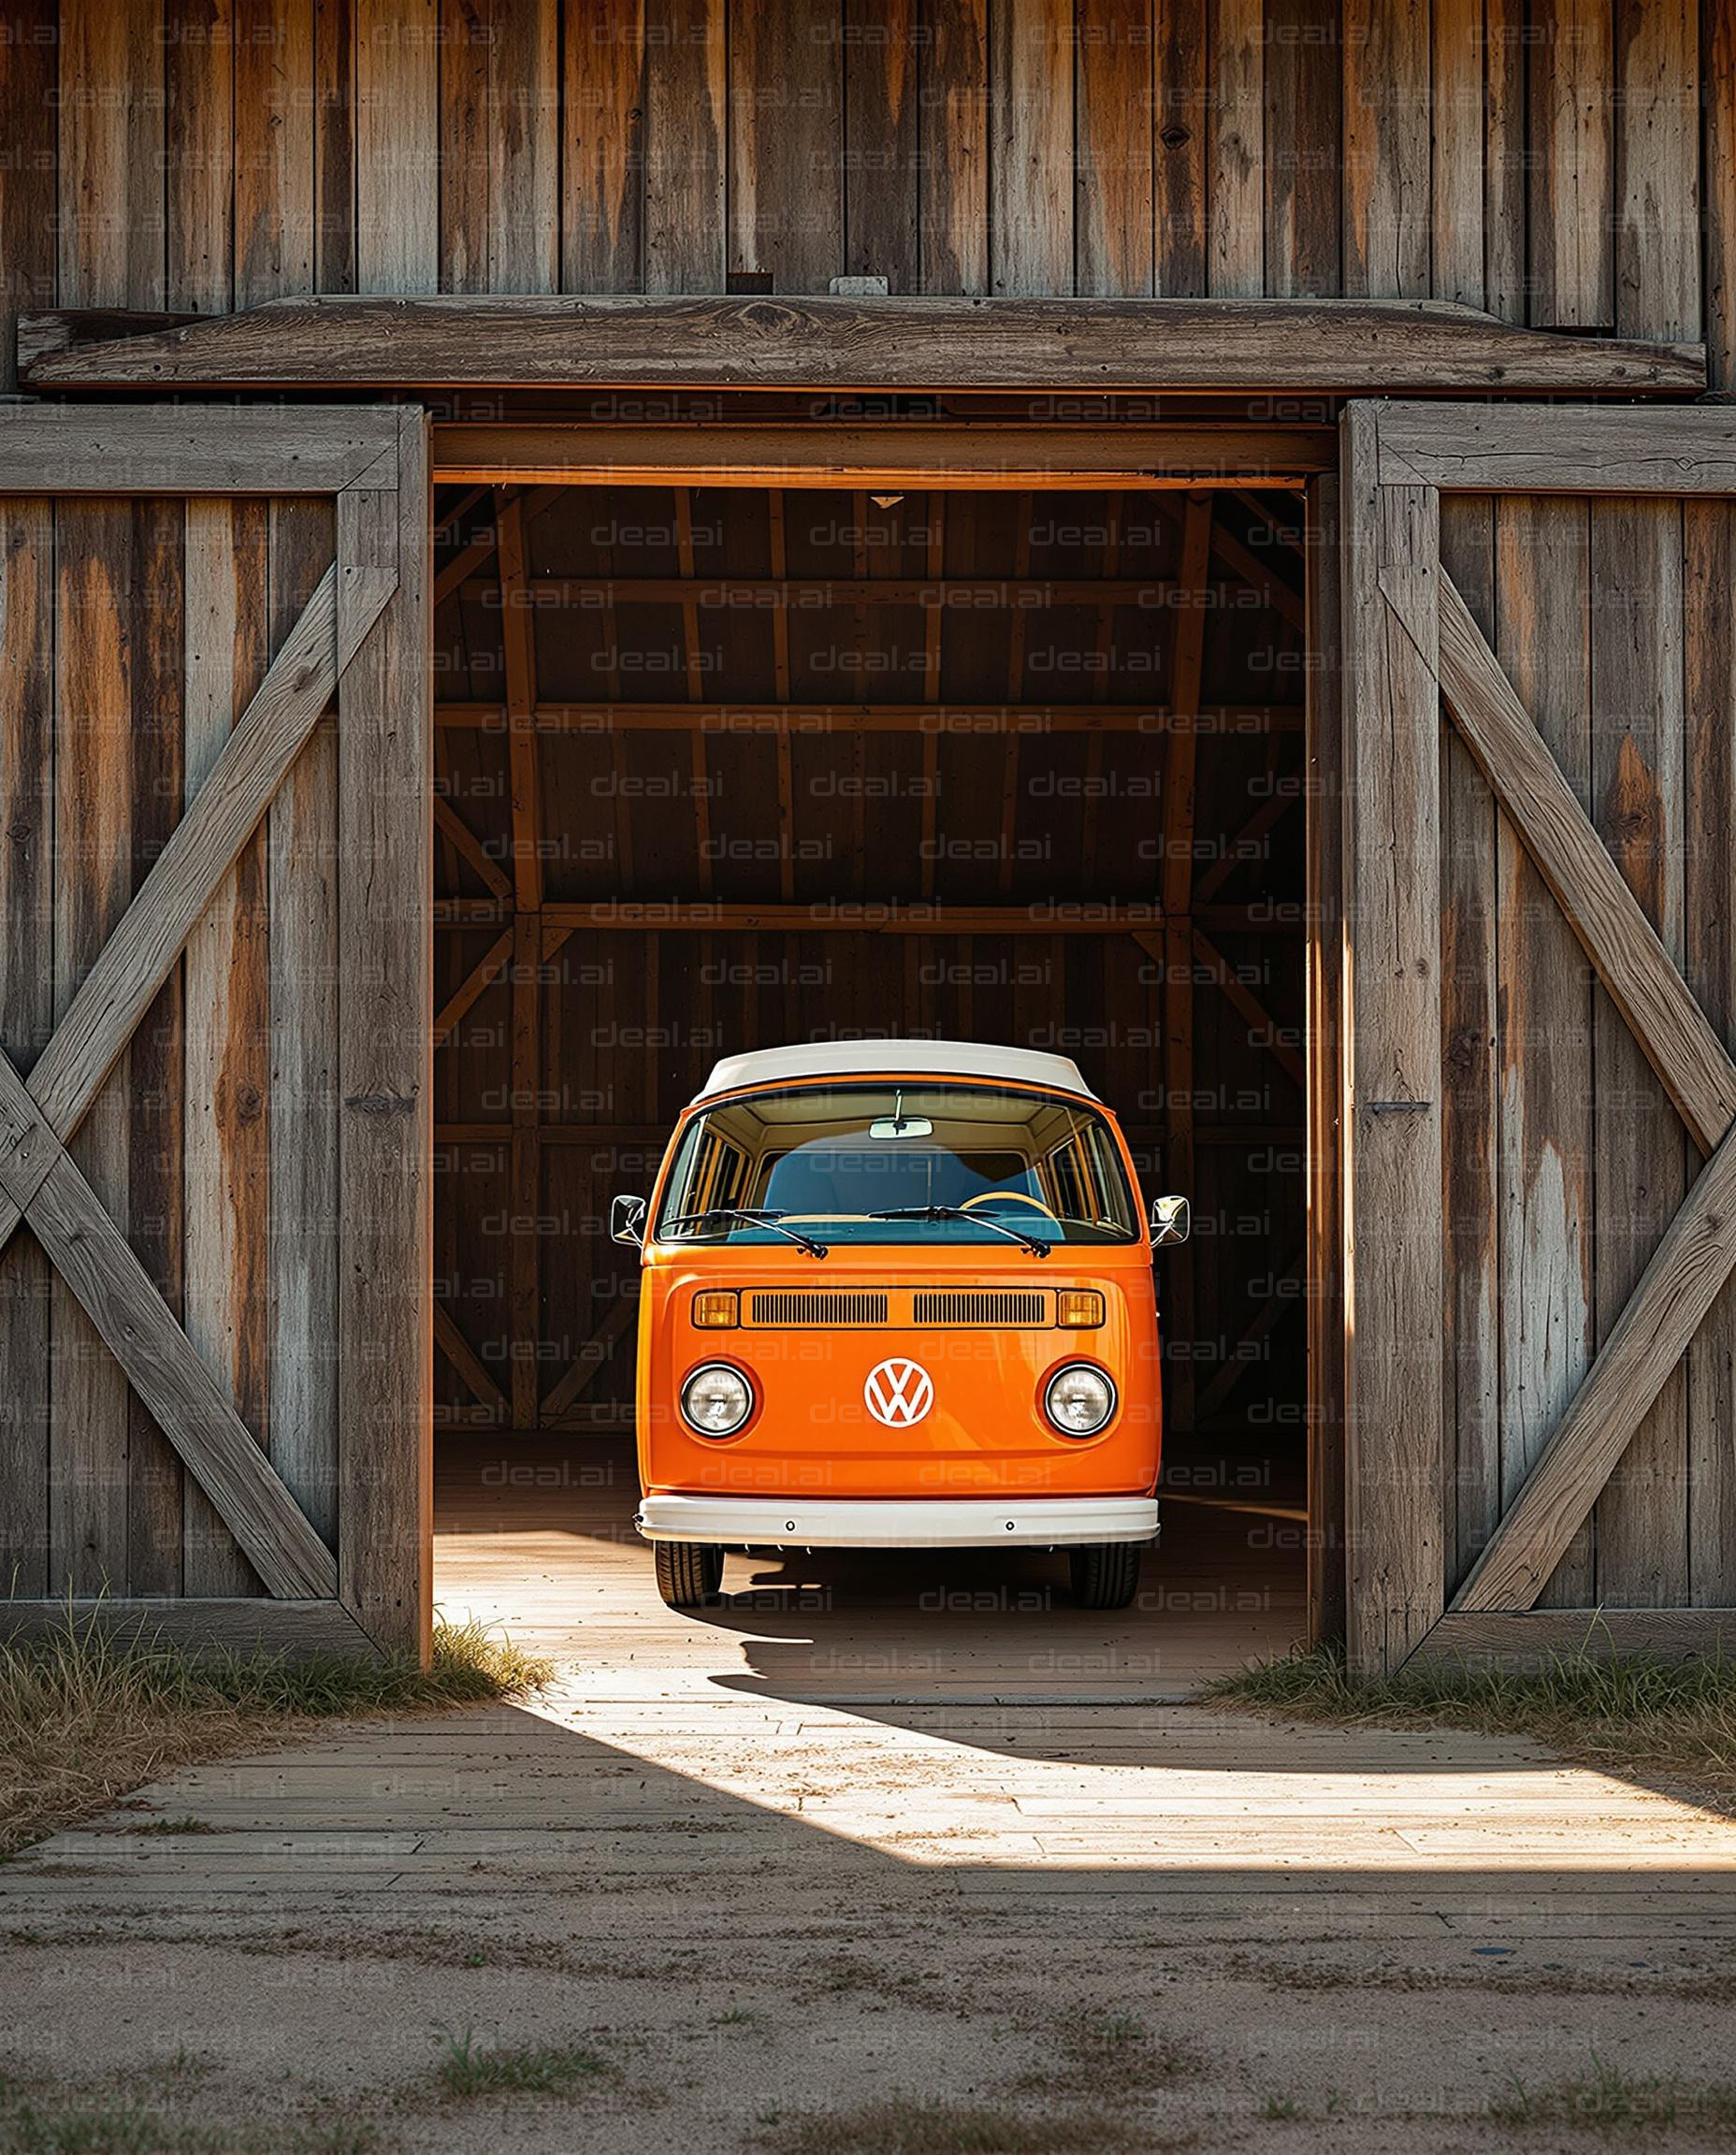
[429,471,1314,1695]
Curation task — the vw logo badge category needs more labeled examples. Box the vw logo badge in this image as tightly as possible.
[864,1357,934,1428]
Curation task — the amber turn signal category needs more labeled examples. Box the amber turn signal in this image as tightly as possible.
[692,1290,740,1328]
[1056,1290,1106,1328]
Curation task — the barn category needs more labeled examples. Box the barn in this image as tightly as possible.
[0,0,1731,1676]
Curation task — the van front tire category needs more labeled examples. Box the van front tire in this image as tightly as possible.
[655,1540,725,1609]
[1069,1543,1141,1611]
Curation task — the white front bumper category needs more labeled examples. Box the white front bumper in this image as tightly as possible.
[635,1493,1160,1549]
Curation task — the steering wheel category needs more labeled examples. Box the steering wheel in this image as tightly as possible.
[961,1190,1061,1222]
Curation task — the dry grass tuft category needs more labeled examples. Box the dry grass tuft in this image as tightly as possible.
[0,1613,550,1856]
[1489,2057,1736,2131]
[1200,1643,1736,1807]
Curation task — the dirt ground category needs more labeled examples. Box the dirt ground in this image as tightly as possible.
[5,1484,1735,2152]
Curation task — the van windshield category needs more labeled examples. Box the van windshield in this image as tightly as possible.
[654,1082,1138,1249]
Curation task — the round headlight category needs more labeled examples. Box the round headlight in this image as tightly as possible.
[1043,1362,1116,1438]
[680,1362,754,1438]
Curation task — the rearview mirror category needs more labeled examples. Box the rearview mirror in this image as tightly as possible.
[1150,1194,1191,1248]
[611,1194,647,1247]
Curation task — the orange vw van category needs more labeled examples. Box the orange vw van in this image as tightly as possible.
[612,1040,1190,1613]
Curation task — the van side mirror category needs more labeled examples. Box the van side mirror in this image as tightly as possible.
[1150,1194,1191,1248]
[611,1194,648,1247]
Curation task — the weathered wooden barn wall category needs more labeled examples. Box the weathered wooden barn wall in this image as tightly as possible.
[0,0,1721,387]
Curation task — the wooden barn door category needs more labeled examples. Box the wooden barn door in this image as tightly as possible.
[0,406,429,1658]
[1341,403,1736,1675]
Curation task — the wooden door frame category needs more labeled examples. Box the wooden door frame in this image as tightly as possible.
[1338,399,1736,1675]
[0,403,431,1660]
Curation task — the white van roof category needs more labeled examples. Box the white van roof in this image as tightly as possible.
[692,1038,1099,1104]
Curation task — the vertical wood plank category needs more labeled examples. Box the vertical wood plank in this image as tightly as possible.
[314,0,358,294]
[51,503,136,1594]
[1305,469,1346,1644]
[1483,0,1526,321]
[1613,0,1699,343]
[1705,0,1736,391]
[57,0,166,308]
[1590,497,1688,1608]
[1265,0,1340,299]
[510,909,541,1431]
[1429,0,1483,307]
[644,0,726,292]
[338,411,431,1660]
[166,0,236,315]
[268,500,340,1544]
[126,501,187,1596]
[183,499,272,1598]
[1339,408,1443,1674]
[1208,0,1263,296]
[1437,498,1498,1594]
[1527,0,1614,329]
[0,499,53,1592]
[990,0,1074,296]
[919,0,990,294]
[844,0,919,289]
[1684,500,1736,1605]
[355,0,439,293]
[441,0,559,294]
[730,0,845,292]
[1076,0,1154,298]
[564,0,646,293]
[1342,0,1429,299]
[1152,0,1206,294]
[235,0,317,306]
[1493,495,1595,1608]
[0,0,58,395]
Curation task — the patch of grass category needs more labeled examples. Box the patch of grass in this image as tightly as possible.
[1258,2095,1307,2121]
[0,2078,388,2155]
[1017,2009,1201,2099]
[1489,2057,1736,2132]
[755,2098,1157,2155]
[434,2032,609,2099]
[0,1612,550,1855]
[1201,1642,1736,1805]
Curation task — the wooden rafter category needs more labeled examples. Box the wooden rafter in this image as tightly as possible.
[434,700,1301,734]
[769,489,797,901]
[998,492,1034,895]
[542,1288,640,1424]
[433,1301,509,1421]
[433,794,512,901]
[436,900,1286,933]
[433,928,514,1046]
[920,496,945,900]
[674,487,713,896]
[1160,493,1214,1434]
[493,490,544,915]
[1194,1246,1307,1423]
[1189,928,1308,1090]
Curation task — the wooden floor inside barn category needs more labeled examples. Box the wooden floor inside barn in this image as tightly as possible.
[433,1433,1309,1699]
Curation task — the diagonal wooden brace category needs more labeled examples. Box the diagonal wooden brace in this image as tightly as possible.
[0,1052,339,1602]
[0,557,395,1266]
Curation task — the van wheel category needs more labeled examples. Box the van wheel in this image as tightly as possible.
[1069,1543,1140,1611]
[655,1540,725,1609]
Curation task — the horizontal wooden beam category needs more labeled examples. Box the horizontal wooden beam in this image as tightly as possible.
[1376,401,1736,493]
[434,701,1302,736]
[435,899,1293,934]
[20,296,1704,395]
[464,573,1267,609]
[0,1598,380,1657]
[1409,1608,1736,1671]
[0,401,402,494]
[435,421,1333,488]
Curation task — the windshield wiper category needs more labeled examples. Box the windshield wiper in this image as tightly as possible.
[869,1205,1049,1258]
[661,1207,829,1258]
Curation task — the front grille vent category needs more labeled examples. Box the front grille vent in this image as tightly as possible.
[913,1291,1049,1326]
[749,1290,890,1326]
